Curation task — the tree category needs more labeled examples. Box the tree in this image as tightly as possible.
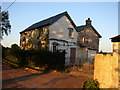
[0,6,11,41]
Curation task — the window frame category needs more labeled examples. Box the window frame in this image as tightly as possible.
[68,28,74,38]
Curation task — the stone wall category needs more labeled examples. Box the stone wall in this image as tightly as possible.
[94,52,119,88]
[77,27,99,51]
[20,26,49,50]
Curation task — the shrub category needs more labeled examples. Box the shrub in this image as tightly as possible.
[2,44,20,67]
[60,70,70,73]
[83,79,100,89]
[3,44,66,71]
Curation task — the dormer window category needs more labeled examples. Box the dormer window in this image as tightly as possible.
[68,28,74,38]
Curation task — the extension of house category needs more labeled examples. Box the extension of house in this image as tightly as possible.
[20,11,102,66]
[76,18,102,66]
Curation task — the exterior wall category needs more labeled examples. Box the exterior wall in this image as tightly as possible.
[49,40,70,66]
[88,49,97,63]
[77,27,99,66]
[49,16,77,43]
[76,46,88,66]
[113,42,120,53]
[77,27,99,51]
[49,16,78,66]
[76,47,97,66]
[20,26,49,50]
[94,42,120,88]
[113,42,120,88]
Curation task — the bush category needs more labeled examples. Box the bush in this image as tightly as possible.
[2,45,20,66]
[3,44,66,71]
[11,49,65,70]
[60,70,70,73]
[83,79,100,89]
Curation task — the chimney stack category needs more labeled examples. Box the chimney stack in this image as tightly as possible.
[86,18,92,25]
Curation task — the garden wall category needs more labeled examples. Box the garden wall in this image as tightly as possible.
[94,52,119,88]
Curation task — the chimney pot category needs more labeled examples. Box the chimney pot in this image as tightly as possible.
[86,18,92,25]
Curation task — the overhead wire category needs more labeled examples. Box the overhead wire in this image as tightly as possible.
[5,0,16,11]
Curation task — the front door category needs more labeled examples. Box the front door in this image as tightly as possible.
[70,48,76,65]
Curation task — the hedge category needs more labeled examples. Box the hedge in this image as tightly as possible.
[3,44,66,71]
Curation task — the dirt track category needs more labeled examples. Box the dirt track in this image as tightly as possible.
[2,64,93,88]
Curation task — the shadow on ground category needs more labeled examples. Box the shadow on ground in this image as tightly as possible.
[2,73,43,88]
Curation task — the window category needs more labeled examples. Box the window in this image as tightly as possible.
[82,37,85,43]
[53,46,57,53]
[23,37,25,41]
[52,42,59,52]
[68,28,74,38]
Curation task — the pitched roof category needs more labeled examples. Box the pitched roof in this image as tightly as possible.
[110,35,120,42]
[20,11,77,34]
[77,24,102,38]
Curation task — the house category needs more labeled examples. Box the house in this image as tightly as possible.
[110,35,120,53]
[20,11,102,66]
[20,11,78,66]
[76,18,102,66]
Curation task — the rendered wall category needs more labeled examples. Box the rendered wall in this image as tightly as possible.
[94,42,120,88]
[88,49,97,63]
[76,46,88,66]
[49,16,77,44]
[49,16,78,66]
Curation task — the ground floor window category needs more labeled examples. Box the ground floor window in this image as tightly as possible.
[53,46,58,52]
[52,42,59,52]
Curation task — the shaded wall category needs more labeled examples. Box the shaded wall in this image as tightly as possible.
[76,46,88,66]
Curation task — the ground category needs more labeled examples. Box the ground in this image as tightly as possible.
[2,63,93,88]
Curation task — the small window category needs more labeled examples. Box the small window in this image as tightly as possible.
[52,42,59,52]
[53,46,57,53]
[82,37,85,43]
[23,37,25,41]
[68,28,74,38]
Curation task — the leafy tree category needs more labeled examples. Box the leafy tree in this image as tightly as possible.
[11,44,20,50]
[0,6,11,41]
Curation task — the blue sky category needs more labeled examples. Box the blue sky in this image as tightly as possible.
[1,2,118,52]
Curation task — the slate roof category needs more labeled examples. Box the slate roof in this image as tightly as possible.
[110,35,120,42]
[77,24,102,38]
[20,11,77,34]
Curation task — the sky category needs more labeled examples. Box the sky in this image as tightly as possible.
[1,1,118,52]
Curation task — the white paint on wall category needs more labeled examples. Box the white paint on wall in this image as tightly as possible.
[48,15,78,66]
[49,16,77,43]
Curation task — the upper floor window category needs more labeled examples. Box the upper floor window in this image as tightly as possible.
[68,28,74,38]
[82,37,85,43]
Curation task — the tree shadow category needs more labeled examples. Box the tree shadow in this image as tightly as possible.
[2,73,43,88]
